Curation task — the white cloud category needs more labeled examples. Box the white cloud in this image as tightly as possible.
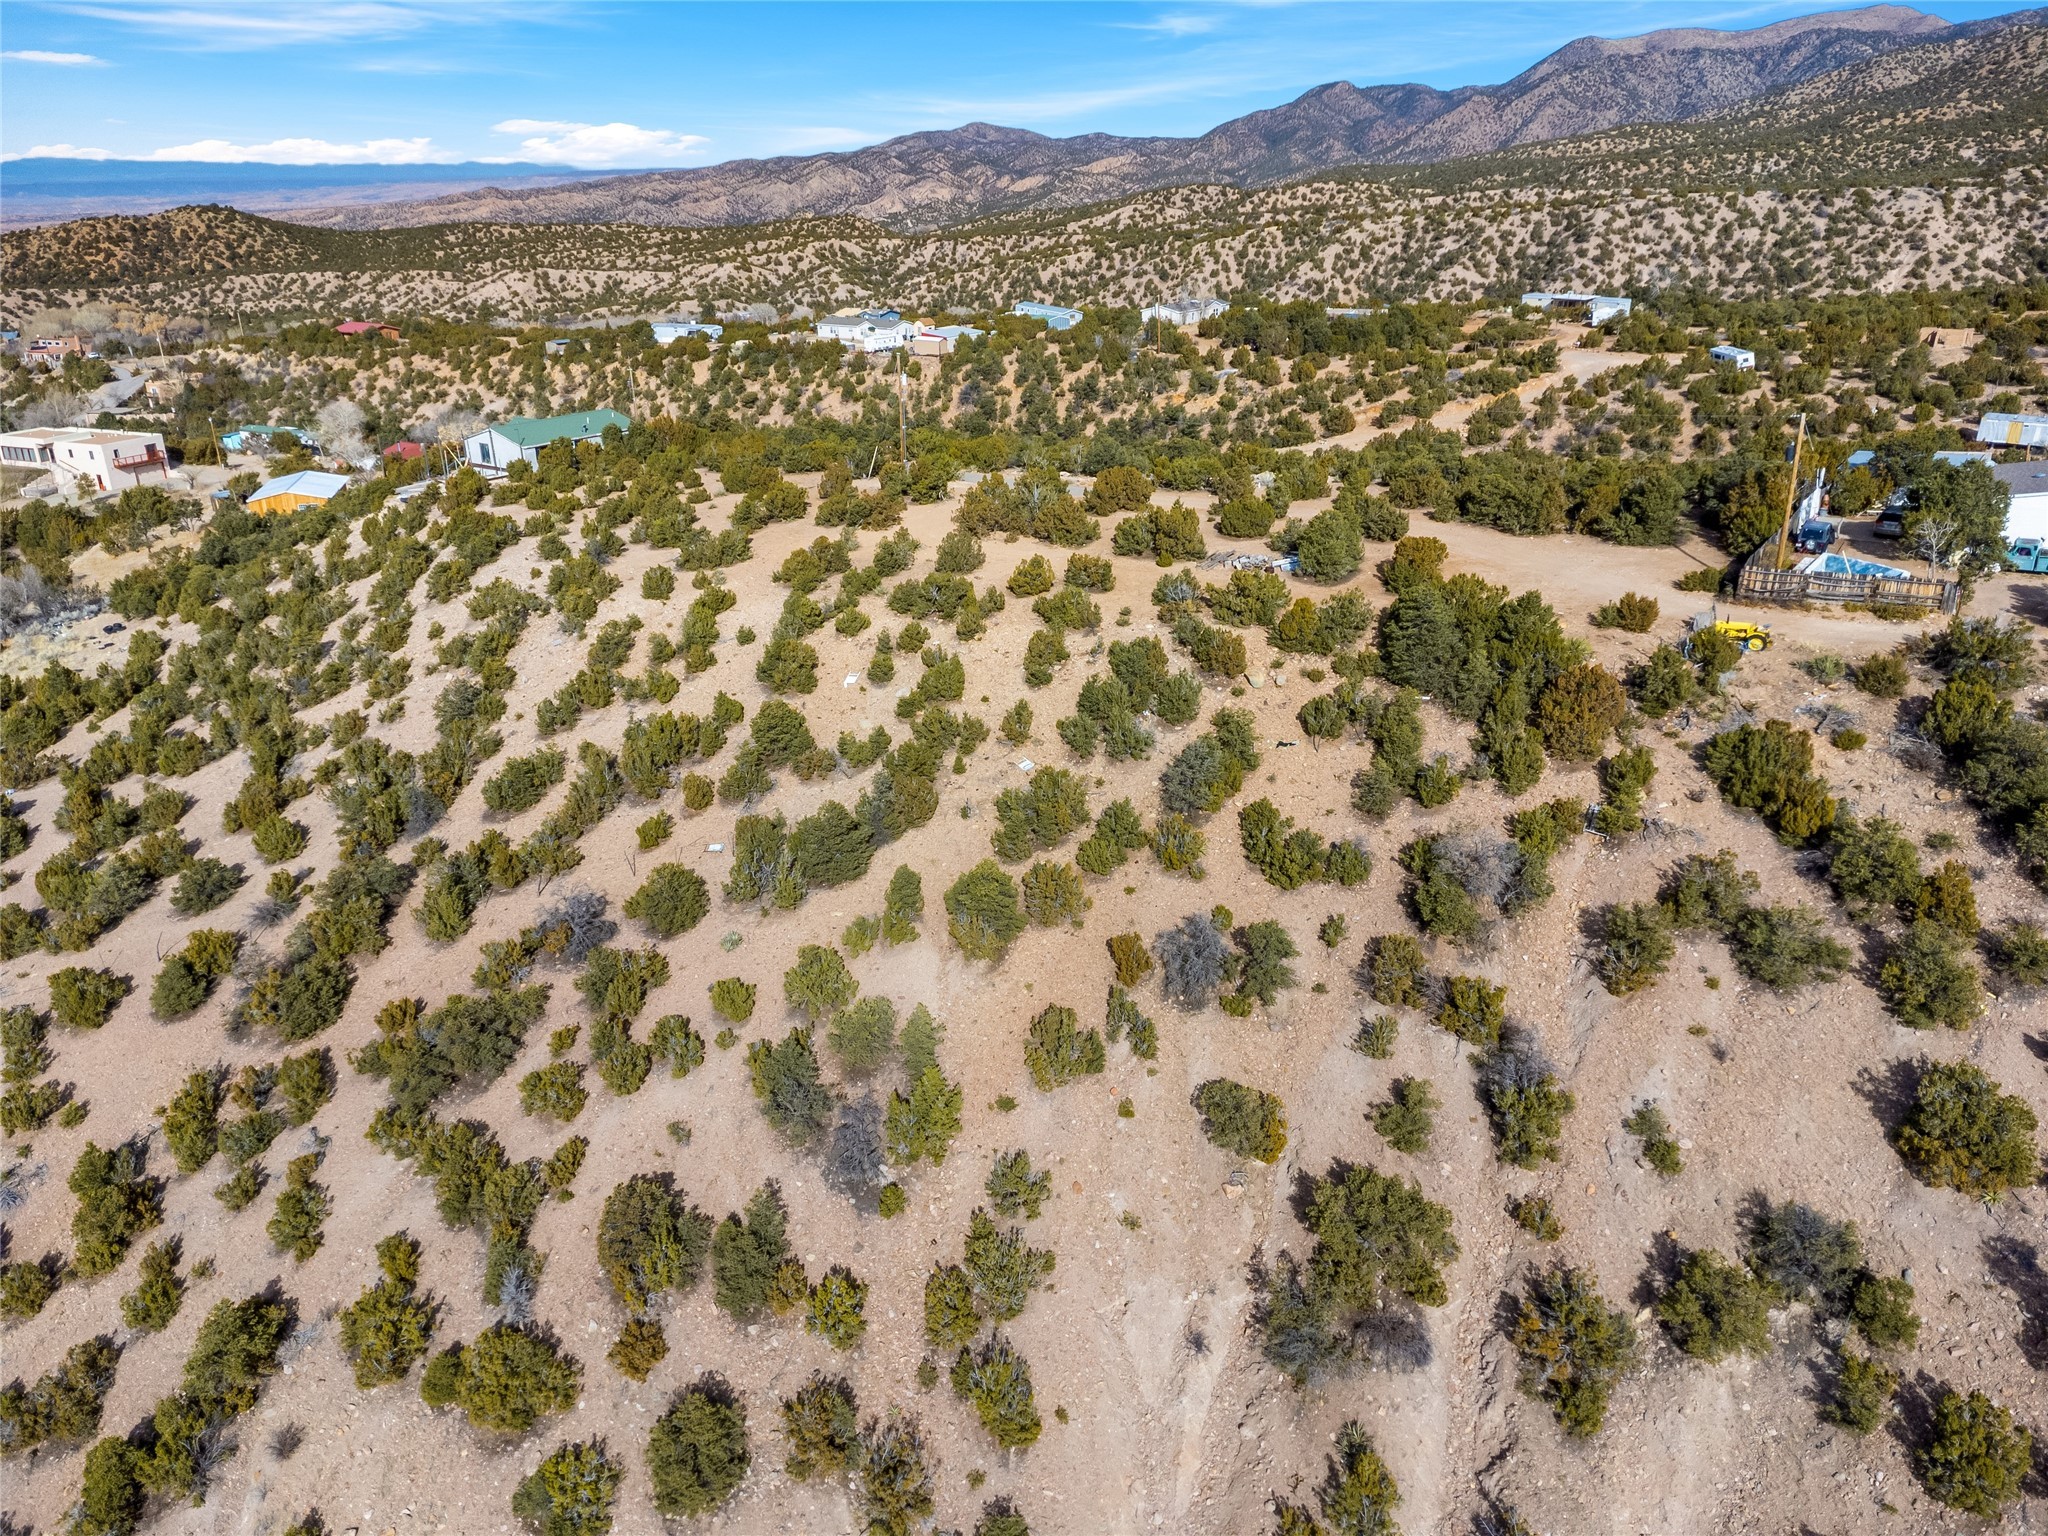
[2,49,109,65]
[1116,14,1218,37]
[489,119,708,167]
[8,143,117,159]
[148,136,458,163]
[54,1,504,50]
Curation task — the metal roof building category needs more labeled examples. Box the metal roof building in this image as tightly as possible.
[1012,301,1084,331]
[1977,412,2048,449]
[462,409,631,472]
[246,469,349,515]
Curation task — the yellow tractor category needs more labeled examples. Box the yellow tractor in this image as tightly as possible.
[1683,614,1772,659]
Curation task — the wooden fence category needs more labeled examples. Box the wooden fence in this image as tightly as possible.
[1735,549,1959,614]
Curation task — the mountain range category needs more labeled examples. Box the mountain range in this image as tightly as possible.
[0,162,624,231]
[282,3,2038,232]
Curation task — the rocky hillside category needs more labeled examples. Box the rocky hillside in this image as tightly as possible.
[288,4,1985,232]
[1381,12,2048,191]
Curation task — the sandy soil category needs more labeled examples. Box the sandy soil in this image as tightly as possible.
[1,485,2043,1536]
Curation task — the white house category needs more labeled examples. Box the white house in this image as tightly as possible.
[0,426,168,492]
[462,408,631,473]
[815,309,917,352]
[652,320,724,345]
[1522,291,1633,325]
[1710,344,1757,371]
[1992,462,2048,543]
[1141,297,1228,328]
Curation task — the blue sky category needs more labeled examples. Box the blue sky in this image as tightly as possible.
[0,0,2027,166]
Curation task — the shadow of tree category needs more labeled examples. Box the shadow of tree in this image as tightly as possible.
[1979,1232,2048,1370]
[1850,1055,1920,1142]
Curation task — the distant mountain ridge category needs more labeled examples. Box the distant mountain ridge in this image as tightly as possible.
[0,161,623,229]
[284,3,2031,232]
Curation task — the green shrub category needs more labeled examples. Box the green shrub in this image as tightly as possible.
[1591,592,1659,632]
[267,1152,331,1262]
[1019,860,1086,926]
[1727,904,1851,990]
[784,945,856,1021]
[250,814,308,863]
[120,1237,185,1332]
[858,1415,936,1536]
[1363,933,1428,1008]
[426,1323,581,1435]
[1191,1078,1287,1162]
[1022,1005,1103,1090]
[520,1062,588,1122]
[985,1149,1050,1220]
[1820,1350,1895,1435]
[1655,1248,1770,1361]
[49,966,130,1029]
[636,811,674,849]
[1989,919,2048,988]
[1511,1195,1562,1241]
[623,863,708,939]
[1914,859,1979,937]
[1435,974,1504,1047]
[0,1334,119,1453]
[68,1139,163,1278]
[885,1066,963,1167]
[952,1333,1041,1448]
[1271,1421,1401,1536]
[512,1439,622,1536]
[275,1047,334,1125]
[945,860,1025,961]
[1826,815,1922,913]
[1007,554,1054,596]
[1352,1013,1398,1058]
[746,1030,835,1145]
[1702,719,1837,844]
[709,977,756,1022]
[1482,1030,1574,1169]
[1623,1103,1683,1175]
[1511,1264,1637,1436]
[1878,921,1983,1029]
[338,1233,437,1388]
[1853,652,1909,698]
[1535,664,1627,761]
[1371,1077,1438,1155]
[608,1317,668,1381]
[1849,1273,1921,1349]
[597,1174,713,1312]
[1916,1389,2033,1516]
[0,1258,58,1321]
[992,768,1089,861]
[780,1374,859,1481]
[1894,1060,2039,1199]
[171,856,244,915]
[805,1265,868,1349]
[711,1184,792,1319]
[1596,903,1673,995]
[647,1376,750,1517]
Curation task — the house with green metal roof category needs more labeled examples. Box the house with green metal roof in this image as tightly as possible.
[462,408,630,472]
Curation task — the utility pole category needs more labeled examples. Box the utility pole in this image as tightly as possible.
[1774,412,1807,572]
[897,350,908,468]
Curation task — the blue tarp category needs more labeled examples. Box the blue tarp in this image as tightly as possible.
[1797,552,1909,579]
